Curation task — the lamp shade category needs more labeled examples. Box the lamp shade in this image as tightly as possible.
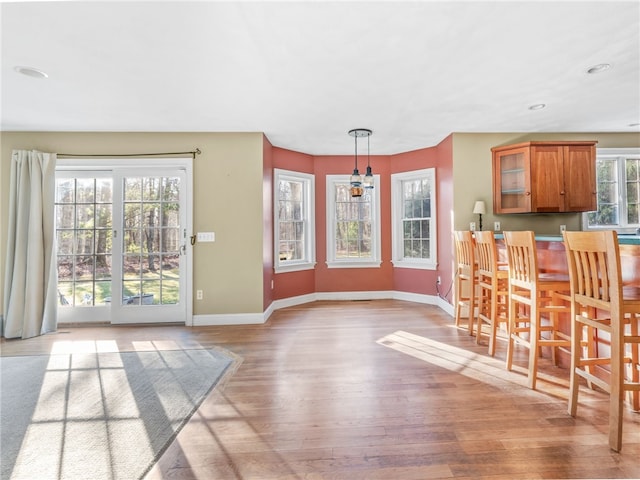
[473,200,486,215]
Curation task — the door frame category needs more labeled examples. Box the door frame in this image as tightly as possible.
[55,157,193,326]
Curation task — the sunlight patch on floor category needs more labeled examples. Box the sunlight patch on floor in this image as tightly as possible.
[377,330,569,392]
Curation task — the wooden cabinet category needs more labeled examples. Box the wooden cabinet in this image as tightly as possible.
[492,141,597,214]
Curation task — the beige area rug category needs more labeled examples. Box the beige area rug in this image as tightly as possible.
[1,348,236,480]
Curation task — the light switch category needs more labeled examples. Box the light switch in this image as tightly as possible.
[197,232,215,242]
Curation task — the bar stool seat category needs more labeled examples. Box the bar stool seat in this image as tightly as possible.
[503,231,572,389]
[563,230,640,452]
[475,230,509,356]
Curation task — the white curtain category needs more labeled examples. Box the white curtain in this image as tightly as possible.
[3,150,57,339]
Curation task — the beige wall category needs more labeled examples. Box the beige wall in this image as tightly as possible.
[2,130,640,321]
[0,132,266,315]
[452,132,640,235]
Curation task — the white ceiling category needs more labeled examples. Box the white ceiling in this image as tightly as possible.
[1,1,639,155]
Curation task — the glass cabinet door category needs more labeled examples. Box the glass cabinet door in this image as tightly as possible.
[493,147,531,213]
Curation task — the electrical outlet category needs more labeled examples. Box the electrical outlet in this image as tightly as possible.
[560,224,567,233]
[470,222,476,231]
[196,289,203,300]
[494,221,501,231]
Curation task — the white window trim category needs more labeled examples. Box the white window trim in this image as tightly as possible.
[391,168,437,270]
[326,174,381,269]
[274,169,316,273]
[582,148,640,233]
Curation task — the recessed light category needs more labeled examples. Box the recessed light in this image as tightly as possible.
[528,103,546,111]
[14,66,48,79]
[586,63,611,74]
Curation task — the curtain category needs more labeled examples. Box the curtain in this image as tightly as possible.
[3,150,57,339]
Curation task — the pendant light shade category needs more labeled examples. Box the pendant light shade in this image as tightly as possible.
[348,128,373,197]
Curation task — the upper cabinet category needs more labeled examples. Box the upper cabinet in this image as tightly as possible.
[492,141,597,214]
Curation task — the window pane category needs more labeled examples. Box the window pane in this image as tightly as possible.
[124,178,143,201]
[75,230,94,254]
[56,205,75,228]
[400,176,431,259]
[95,255,112,280]
[123,254,141,279]
[57,256,73,281]
[162,177,181,202]
[75,255,95,281]
[57,230,74,255]
[95,205,112,228]
[56,179,75,203]
[76,178,95,203]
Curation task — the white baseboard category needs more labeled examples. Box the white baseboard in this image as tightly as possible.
[192,291,453,326]
[192,312,267,327]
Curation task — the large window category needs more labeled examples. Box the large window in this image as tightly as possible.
[274,169,315,272]
[326,174,381,268]
[584,148,640,232]
[391,168,437,269]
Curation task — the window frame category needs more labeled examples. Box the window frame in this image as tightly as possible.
[582,148,640,233]
[325,174,381,269]
[391,168,437,270]
[273,168,316,273]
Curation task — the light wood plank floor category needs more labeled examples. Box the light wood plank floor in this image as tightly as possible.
[2,300,639,479]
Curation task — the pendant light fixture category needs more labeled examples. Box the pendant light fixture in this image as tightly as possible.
[348,128,373,197]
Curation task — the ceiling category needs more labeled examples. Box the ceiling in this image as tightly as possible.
[1,1,639,155]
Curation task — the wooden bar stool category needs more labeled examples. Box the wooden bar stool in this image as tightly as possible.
[503,231,572,389]
[453,230,477,335]
[563,230,640,452]
[474,230,509,356]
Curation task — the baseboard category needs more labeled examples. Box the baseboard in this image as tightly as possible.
[192,312,267,327]
[193,291,453,326]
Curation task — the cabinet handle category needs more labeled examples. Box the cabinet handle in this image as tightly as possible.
[525,191,531,196]
[560,191,565,195]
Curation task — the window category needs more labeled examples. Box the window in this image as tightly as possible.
[274,169,315,272]
[583,148,640,232]
[326,174,381,268]
[391,168,437,269]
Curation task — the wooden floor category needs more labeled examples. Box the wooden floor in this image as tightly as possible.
[2,299,639,479]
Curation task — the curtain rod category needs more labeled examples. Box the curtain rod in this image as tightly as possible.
[57,148,201,158]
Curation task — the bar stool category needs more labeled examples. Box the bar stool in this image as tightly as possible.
[503,231,572,389]
[475,230,509,356]
[563,230,640,452]
[453,230,477,335]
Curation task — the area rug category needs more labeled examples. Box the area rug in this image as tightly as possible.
[0,348,236,480]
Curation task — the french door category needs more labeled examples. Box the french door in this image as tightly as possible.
[55,160,192,325]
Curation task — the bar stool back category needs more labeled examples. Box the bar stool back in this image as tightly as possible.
[475,230,509,356]
[503,231,572,389]
[454,230,477,335]
[563,230,640,452]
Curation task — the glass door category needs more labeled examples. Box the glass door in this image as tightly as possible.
[111,170,187,324]
[55,163,191,325]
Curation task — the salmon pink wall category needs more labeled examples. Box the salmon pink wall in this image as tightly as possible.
[271,147,316,300]
[313,154,394,292]
[390,135,454,303]
[267,137,454,305]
